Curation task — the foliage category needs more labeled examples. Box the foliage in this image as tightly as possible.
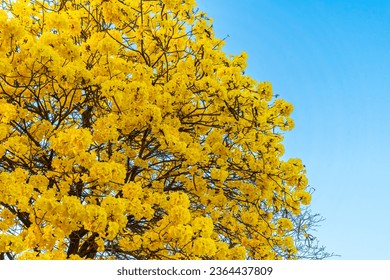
[1,0,319,259]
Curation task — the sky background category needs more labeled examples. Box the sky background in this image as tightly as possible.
[197,0,390,259]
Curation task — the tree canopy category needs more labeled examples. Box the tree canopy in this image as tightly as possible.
[1,0,317,260]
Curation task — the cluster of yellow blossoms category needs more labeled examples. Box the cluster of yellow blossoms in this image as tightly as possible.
[1,0,311,259]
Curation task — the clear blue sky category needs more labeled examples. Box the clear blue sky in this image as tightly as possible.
[197,0,390,259]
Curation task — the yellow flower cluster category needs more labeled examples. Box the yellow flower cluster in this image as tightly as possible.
[0,0,313,260]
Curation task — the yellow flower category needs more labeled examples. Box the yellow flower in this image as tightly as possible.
[191,237,217,257]
[278,218,294,231]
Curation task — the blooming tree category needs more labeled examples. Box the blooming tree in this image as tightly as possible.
[1,0,316,259]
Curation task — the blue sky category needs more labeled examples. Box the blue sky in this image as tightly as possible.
[196,0,390,259]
